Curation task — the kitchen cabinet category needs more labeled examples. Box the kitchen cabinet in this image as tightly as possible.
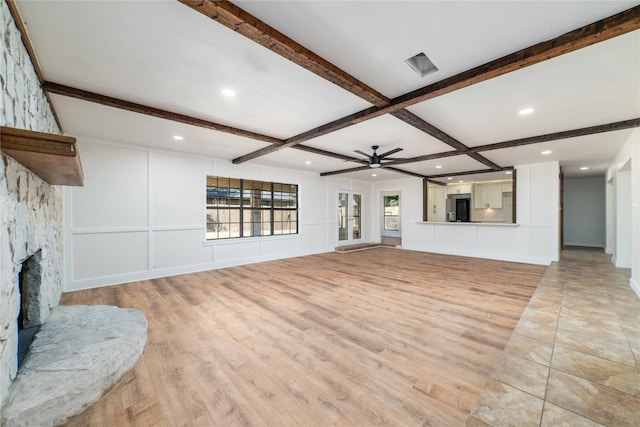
[474,183,503,209]
[427,185,446,222]
[446,183,472,195]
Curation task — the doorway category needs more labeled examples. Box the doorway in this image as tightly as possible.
[337,191,362,245]
[381,191,401,246]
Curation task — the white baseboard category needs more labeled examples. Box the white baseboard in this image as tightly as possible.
[631,277,640,300]
[401,244,552,266]
[615,259,632,269]
[65,246,333,291]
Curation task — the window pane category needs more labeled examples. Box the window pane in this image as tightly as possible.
[384,217,399,231]
[229,180,241,208]
[274,210,295,235]
[243,208,268,237]
[206,207,242,240]
[228,222,241,239]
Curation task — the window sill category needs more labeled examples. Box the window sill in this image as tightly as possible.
[203,233,301,245]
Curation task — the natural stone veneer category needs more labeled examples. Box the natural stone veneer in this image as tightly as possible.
[1,0,63,406]
[1,305,148,427]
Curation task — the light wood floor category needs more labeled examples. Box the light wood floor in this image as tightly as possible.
[61,248,546,426]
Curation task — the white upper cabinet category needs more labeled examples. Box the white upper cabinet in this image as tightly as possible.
[447,183,472,195]
[474,183,503,209]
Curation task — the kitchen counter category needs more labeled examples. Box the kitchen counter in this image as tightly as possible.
[419,221,519,226]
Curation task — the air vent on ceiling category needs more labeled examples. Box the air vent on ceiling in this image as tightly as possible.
[405,52,438,77]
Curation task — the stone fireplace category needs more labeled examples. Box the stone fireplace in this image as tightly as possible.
[1,0,65,408]
[0,154,64,409]
[17,250,43,367]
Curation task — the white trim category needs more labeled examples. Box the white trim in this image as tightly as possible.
[336,189,364,246]
[152,225,203,231]
[380,190,402,238]
[630,277,640,300]
[402,245,552,266]
[71,225,204,235]
[615,259,632,269]
[63,186,74,291]
[65,246,333,291]
[205,233,301,246]
[71,226,150,234]
[148,151,154,278]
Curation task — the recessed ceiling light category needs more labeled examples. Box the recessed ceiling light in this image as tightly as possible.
[541,150,552,155]
[435,165,442,169]
[580,166,589,170]
[519,107,535,116]
[447,177,453,180]
[304,161,311,165]
[458,180,464,183]
[505,171,513,175]
[173,135,184,141]
[221,89,236,97]
[371,173,377,177]
[405,52,438,78]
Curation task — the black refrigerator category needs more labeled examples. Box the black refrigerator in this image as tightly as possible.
[455,198,470,222]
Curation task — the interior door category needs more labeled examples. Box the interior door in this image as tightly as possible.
[338,191,362,245]
[381,191,401,237]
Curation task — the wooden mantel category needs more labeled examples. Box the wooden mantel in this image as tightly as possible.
[0,126,84,186]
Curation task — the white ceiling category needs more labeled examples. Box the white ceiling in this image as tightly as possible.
[15,0,640,181]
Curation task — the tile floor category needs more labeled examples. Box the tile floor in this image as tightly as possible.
[466,247,640,427]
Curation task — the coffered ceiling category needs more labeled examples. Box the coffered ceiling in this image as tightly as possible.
[13,0,640,182]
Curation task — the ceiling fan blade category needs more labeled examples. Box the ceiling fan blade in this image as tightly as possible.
[382,157,407,161]
[378,147,403,158]
[354,150,372,158]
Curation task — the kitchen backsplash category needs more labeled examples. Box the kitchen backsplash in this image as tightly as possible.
[472,192,513,222]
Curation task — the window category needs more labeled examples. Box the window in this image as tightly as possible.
[383,195,399,231]
[206,176,298,240]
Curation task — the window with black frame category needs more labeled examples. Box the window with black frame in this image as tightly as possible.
[206,176,298,240]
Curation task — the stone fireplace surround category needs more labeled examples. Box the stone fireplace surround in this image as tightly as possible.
[0,143,64,411]
[1,0,66,406]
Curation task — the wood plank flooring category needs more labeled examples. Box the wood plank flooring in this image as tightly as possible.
[60,248,546,426]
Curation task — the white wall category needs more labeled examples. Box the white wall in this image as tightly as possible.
[606,177,615,254]
[563,176,605,248]
[371,162,560,265]
[607,128,639,298]
[64,137,374,290]
[66,137,569,290]
[615,169,632,268]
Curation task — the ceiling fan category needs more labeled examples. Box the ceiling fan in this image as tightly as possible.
[354,145,405,168]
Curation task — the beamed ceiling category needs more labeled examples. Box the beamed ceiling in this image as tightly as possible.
[11,0,640,182]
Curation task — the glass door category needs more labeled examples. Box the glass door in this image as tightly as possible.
[381,191,401,238]
[338,191,362,245]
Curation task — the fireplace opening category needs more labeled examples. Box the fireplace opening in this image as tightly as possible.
[17,250,43,368]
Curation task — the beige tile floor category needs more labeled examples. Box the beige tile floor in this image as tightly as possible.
[466,247,640,427]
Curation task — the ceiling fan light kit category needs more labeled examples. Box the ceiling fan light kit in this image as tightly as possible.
[354,145,406,168]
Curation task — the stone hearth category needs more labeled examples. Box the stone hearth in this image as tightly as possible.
[1,305,148,427]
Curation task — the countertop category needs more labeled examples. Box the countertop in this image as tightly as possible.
[419,221,519,226]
